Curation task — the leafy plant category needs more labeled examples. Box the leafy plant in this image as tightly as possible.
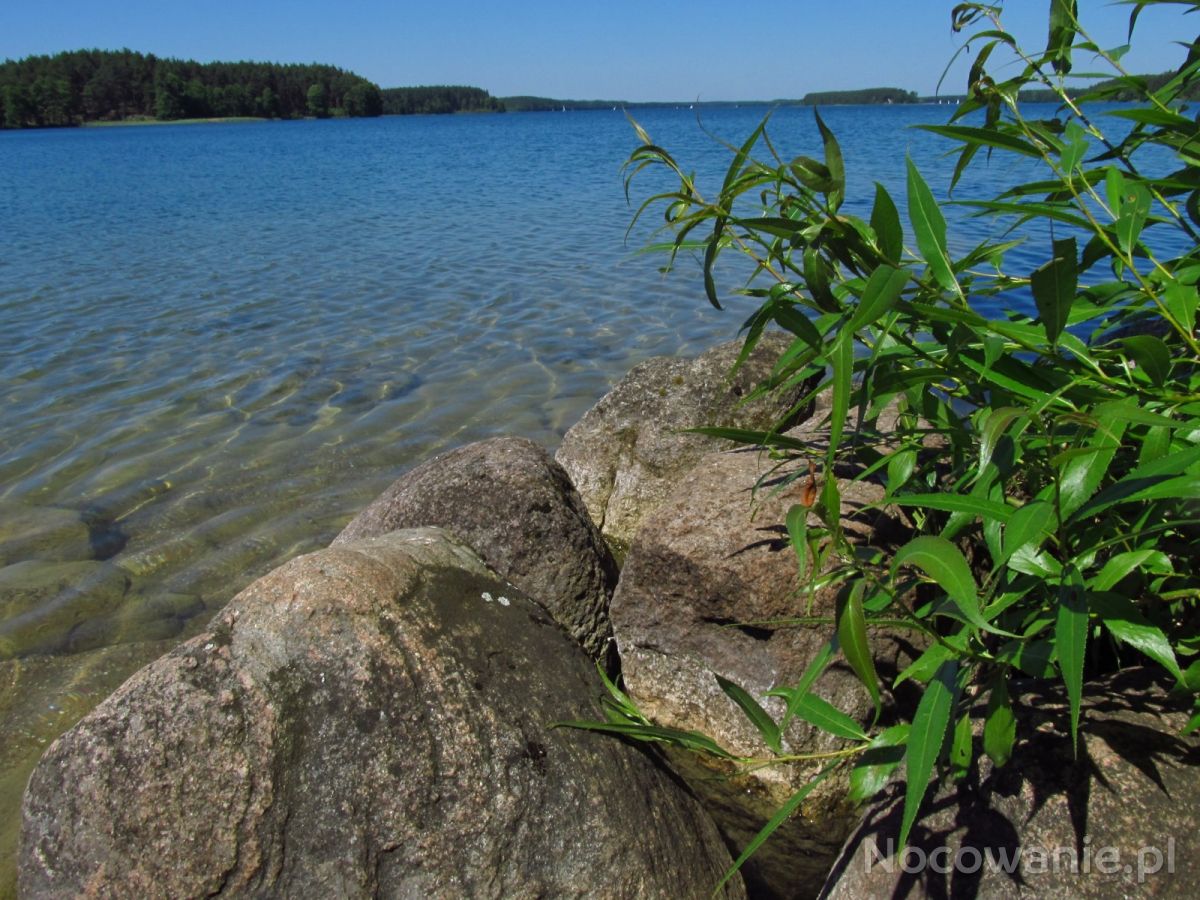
[565,0,1200,885]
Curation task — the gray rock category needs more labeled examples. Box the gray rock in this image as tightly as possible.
[0,560,131,659]
[0,503,93,567]
[820,669,1200,899]
[21,528,743,899]
[0,637,181,897]
[555,333,816,555]
[335,436,618,659]
[610,445,920,899]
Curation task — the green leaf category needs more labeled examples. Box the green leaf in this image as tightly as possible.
[723,114,767,194]
[894,639,955,688]
[789,693,870,741]
[772,637,836,732]
[1055,566,1089,753]
[918,124,1045,158]
[814,109,845,210]
[900,659,958,848]
[950,712,973,780]
[1115,181,1153,254]
[979,407,1027,474]
[1070,473,1200,525]
[845,265,909,333]
[889,493,1013,522]
[1058,419,1127,520]
[906,156,960,296]
[554,720,740,759]
[786,503,809,583]
[1090,592,1184,682]
[1183,712,1200,737]
[983,675,1016,767]
[837,582,882,719]
[1000,500,1054,565]
[1030,237,1077,345]
[1061,119,1088,173]
[1047,0,1079,74]
[998,637,1057,678]
[827,332,853,460]
[1008,544,1063,579]
[1090,549,1171,591]
[887,449,917,494]
[714,764,838,895]
[848,724,909,804]
[1164,281,1198,332]
[716,674,783,754]
[774,305,824,349]
[871,182,903,263]
[1119,335,1171,387]
[893,536,1009,635]
[595,662,648,724]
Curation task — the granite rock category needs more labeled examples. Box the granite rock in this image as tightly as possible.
[335,437,617,658]
[21,528,743,899]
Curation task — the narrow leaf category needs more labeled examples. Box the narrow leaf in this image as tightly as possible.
[553,720,739,759]
[982,675,1016,767]
[786,503,809,584]
[790,693,870,741]
[871,182,903,263]
[716,674,783,754]
[1055,566,1089,754]
[900,659,958,848]
[999,500,1054,565]
[837,582,882,718]
[828,332,853,458]
[950,712,973,780]
[906,157,960,296]
[845,265,909,333]
[894,640,953,688]
[889,493,1013,522]
[714,765,838,895]
[918,124,1044,158]
[814,109,845,210]
[1030,237,1077,345]
[773,637,836,732]
[848,724,910,804]
[1090,592,1183,682]
[1120,335,1171,387]
[893,536,1006,634]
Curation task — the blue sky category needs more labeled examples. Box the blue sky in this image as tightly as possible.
[2,2,1193,100]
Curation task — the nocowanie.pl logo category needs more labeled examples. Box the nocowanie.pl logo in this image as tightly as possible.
[865,837,1176,885]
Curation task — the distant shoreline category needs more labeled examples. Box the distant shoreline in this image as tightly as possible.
[82,116,269,128]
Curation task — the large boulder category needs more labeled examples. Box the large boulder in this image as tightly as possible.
[610,444,920,899]
[21,528,743,899]
[555,333,815,555]
[820,669,1200,899]
[0,637,182,897]
[335,437,617,659]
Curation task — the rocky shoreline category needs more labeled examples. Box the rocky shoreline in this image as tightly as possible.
[15,337,1200,898]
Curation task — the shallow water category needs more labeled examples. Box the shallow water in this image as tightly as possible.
[0,101,1166,889]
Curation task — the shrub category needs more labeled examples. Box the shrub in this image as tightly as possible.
[568,0,1200,887]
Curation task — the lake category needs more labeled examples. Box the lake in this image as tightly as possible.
[0,101,1116,889]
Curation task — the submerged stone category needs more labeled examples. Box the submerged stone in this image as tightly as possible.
[0,503,92,567]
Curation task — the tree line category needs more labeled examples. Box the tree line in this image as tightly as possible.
[0,49,384,127]
[380,86,504,115]
[801,87,918,105]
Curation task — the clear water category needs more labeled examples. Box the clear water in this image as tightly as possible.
[0,102,1165,888]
